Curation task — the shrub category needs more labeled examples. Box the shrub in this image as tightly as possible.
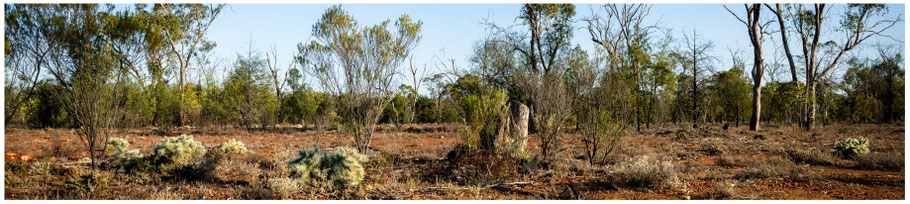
[106,137,143,168]
[784,148,838,166]
[834,137,870,159]
[221,139,249,155]
[268,177,300,199]
[149,134,207,169]
[288,147,368,192]
[105,137,129,154]
[63,174,109,194]
[608,154,680,190]
[853,152,904,171]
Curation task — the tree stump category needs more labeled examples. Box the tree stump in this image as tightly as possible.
[496,102,529,156]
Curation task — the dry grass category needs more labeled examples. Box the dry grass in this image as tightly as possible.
[702,180,739,199]
[267,177,299,199]
[853,152,904,172]
[605,152,680,190]
[783,148,840,166]
[716,155,745,167]
[213,158,262,184]
[736,156,818,181]
[4,123,905,200]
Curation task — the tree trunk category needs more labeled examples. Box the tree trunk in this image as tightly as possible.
[806,83,817,131]
[750,83,761,130]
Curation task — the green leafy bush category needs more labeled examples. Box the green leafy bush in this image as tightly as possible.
[287,147,368,192]
[149,134,207,169]
[834,137,870,158]
[221,139,249,155]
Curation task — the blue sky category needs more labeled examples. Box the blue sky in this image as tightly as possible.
[204,4,905,94]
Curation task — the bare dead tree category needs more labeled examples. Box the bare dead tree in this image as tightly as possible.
[265,45,291,101]
[681,29,716,127]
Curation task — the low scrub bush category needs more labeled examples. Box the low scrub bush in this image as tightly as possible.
[268,177,300,199]
[149,134,207,169]
[834,137,870,159]
[448,150,524,184]
[63,174,109,194]
[106,137,143,168]
[853,152,904,171]
[607,154,680,190]
[288,147,368,192]
[221,139,249,155]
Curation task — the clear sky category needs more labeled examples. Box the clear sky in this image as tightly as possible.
[203,4,905,94]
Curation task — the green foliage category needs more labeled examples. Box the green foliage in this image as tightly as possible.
[842,54,904,123]
[287,147,368,192]
[220,139,249,155]
[149,134,207,169]
[834,137,870,159]
[579,109,624,164]
[223,49,279,130]
[708,65,752,124]
[300,5,422,152]
[459,88,508,150]
[14,80,69,128]
[762,81,805,123]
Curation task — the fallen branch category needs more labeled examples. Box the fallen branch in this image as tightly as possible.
[409,181,544,192]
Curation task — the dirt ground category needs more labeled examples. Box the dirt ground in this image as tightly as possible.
[3,122,905,200]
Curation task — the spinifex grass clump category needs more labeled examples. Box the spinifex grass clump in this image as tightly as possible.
[834,137,870,159]
[288,147,368,192]
[149,134,207,169]
[106,137,142,168]
[221,139,249,155]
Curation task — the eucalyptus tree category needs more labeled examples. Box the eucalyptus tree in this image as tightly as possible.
[298,5,422,152]
[774,3,901,130]
[150,3,225,126]
[725,3,772,130]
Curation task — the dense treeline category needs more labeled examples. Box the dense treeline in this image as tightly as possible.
[4,4,904,164]
[5,3,904,130]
